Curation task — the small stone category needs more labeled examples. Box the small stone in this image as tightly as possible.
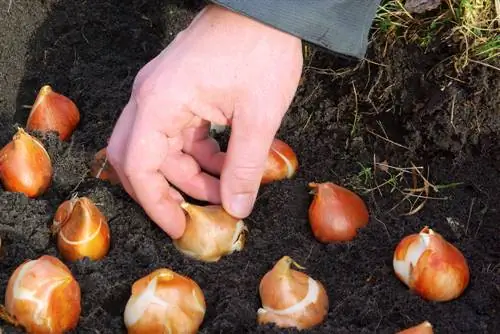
[405,0,443,14]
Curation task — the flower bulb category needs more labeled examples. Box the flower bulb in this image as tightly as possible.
[257,256,329,330]
[52,196,110,261]
[393,226,470,301]
[308,182,369,242]
[397,321,433,333]
[1,255,81,333]
[89,147,120,185]
[123,268,206,333]
[0,128,52,197]
[261,138,298,184]
[172,201,248,262]
[26,85,80,141]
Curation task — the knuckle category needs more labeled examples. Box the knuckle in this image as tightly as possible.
[227,165,263,192]
[131,73,154,103]
[130,62,162,106]
[122,159,138,180]
[130,64,185,116]
[233,113,278,142]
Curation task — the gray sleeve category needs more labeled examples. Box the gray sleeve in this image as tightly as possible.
[208,0,381,59]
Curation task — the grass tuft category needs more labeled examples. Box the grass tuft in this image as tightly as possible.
[348,159,463,216]
[373,0,499,71]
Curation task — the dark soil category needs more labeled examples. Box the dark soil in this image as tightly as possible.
[1,1,499,333]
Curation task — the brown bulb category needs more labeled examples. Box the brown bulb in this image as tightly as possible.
[26,85,80,141]
[397,321,433,334]
[52,196,110,261]
[308,182,369,242]
[261,138,298,184]
[89,147,121,185]
[172,201,248,262]
[1,255,81,334]
[393,226,470,302]
[257,256,329,330]
[123,268,206,333]
[0,128,52,198]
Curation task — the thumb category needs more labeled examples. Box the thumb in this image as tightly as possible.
[220,105,282,218]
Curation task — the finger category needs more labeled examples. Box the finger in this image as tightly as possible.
[188,100,229,126]
[106,101,139,201]
[182,123,226,175]
[220,104,281,218]
[159,150,221,203]
[123,113,187,239]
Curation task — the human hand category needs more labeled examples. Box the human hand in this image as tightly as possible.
[106,4,303,238]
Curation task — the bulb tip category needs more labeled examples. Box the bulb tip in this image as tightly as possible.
[308,182,322,194]
[14,127,27,137]
[256,308,267,315]
[155,269,175,281]
[39,85,53,95]
[419,226,432,234]
[231,220,248,252]
[418,226,434,246]
[275,256,306,272]
[422,321,432,327]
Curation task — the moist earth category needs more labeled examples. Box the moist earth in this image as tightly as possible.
[0,1,499,333]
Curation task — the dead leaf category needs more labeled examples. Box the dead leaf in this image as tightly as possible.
[377,160,389,172]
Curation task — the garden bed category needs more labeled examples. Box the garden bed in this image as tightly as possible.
[0,0,499,333]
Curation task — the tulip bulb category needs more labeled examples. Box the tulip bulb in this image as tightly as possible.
[257,256,329,330]
[0,128,52,198]
[308,182,369,242]
[51,196,110,262]
[123,268,206,334]
[261,138,298,184]
[397,321,433,334]
[89,147,120,185]
[172,202,248,262]
[393,226,470,302]
[26,85,80,141]
[0,255,81,333]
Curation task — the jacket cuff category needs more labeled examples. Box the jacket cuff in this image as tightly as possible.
[208,0,381,59]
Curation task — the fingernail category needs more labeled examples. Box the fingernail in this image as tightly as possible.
[229,193,253,217]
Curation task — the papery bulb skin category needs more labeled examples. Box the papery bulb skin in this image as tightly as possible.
[397,321,433,334]
[261,138,298,184]
[393,226,470,302]
[89,147,121,185]
[0,128,53,198]
[123,268,206,334]
[172,202,248,262]
[26,85,80,141]
[3,255,81,334]
[257,256,329,330]
[52,196,110,262]
[308,182,369,242]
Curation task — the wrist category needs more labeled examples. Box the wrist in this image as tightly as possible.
[203,3,302,46]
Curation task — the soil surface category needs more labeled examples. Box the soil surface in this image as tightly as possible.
[1,1,499,333]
